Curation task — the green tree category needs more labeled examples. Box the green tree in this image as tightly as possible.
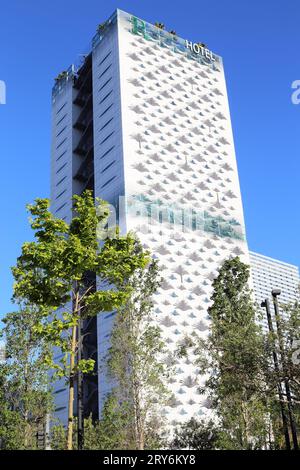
[0,364,26,450]
[50,394,132,450]
[0,306,52,449]
[50,423,66,450]
[264,299,300,448]
[12,190,149,450]
[279,301,300,409]
[171,417,220,450]
[106,253,169,450]
[196,257,269,449]
[84,394,133,450]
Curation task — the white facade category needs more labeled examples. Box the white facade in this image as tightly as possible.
[93,10,250,425]
[250,251,299,329]
[51,9,251,426]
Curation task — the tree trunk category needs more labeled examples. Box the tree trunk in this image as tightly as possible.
[241,401,251,449]
[66,324,77,450]
[133,384,144,450]
[129,308,144,450]
[77,316,84,450]
[23,356,30,448]
[138,416,145,450]
[136,411,144,450]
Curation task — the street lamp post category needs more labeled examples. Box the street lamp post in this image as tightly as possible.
[261,299,291,450]
[271,289,299,450]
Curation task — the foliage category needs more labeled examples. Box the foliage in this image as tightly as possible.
[0,306,52,450]
[12,191,149,376]
[171,418,220,450]
[196,257,269,449]
[11,190,150,449]
[0,406,26,450]
[263,299,300,448]
[106,251,169,449]
[50,395,134,450]
[0,364,25,449]
[50,423,66,450]
[84,394,134,450]
[277,301,300,403]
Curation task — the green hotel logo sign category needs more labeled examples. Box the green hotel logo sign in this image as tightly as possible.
[131,16,216,63]
[131,16,151,40]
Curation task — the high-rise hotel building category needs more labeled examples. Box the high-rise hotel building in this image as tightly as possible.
[51,10,250,426]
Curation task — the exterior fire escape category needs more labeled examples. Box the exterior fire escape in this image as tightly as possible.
[72,54,99,421]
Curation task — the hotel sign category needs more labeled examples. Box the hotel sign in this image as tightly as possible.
[185,41,215,62]
[131,16,217,65]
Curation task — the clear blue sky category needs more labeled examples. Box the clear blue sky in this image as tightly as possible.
[0,0,299,319]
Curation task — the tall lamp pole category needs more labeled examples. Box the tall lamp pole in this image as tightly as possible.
[271,289,299,450]
[261,299,291,450]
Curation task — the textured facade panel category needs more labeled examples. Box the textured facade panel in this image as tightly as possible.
[98,10,250,424]
[51,9,252,427]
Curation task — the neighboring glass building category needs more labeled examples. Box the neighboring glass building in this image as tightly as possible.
[250,251,299,329]
[50,10,250,426]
